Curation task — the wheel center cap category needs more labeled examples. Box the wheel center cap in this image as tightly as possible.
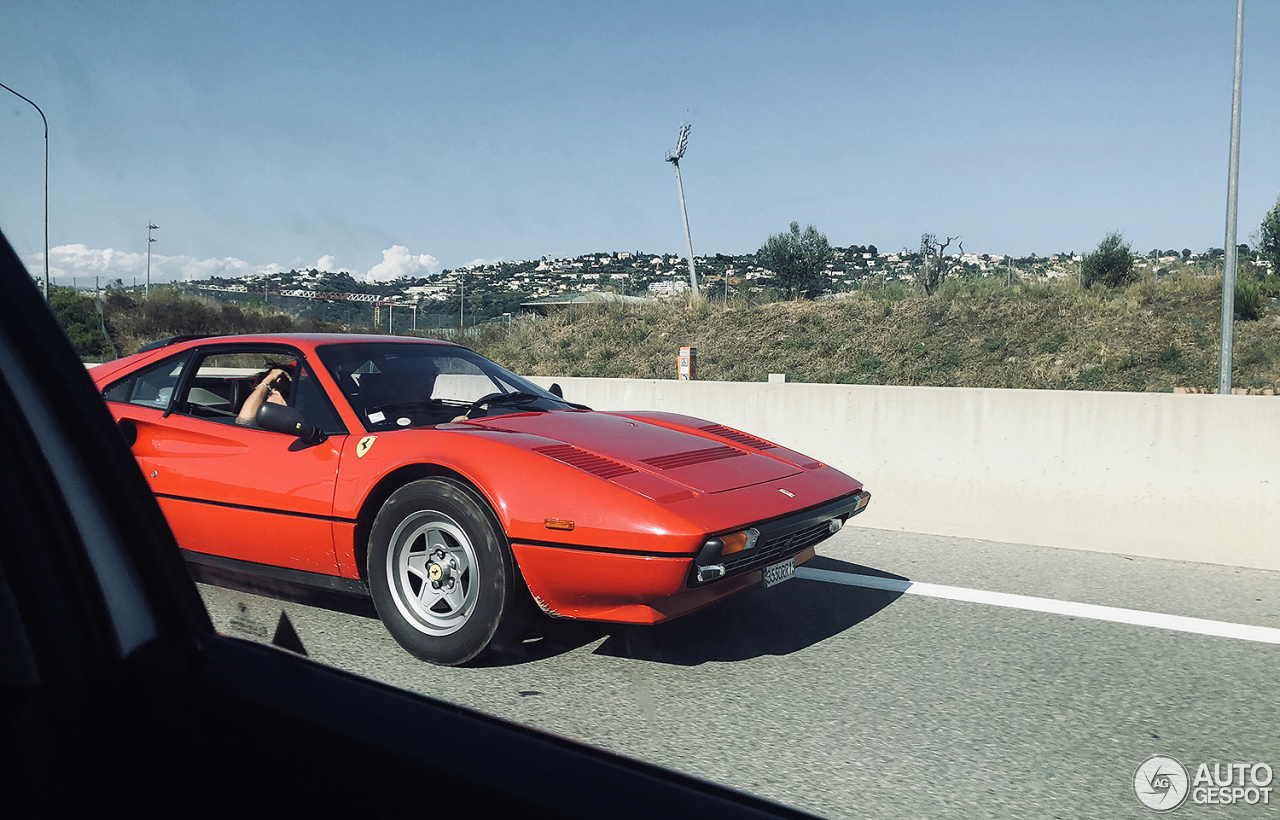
[428,563,445,582]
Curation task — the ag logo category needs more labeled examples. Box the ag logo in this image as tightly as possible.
[1135,755,1190,812]
[356,436,377,459]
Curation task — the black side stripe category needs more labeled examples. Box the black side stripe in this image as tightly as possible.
[160,493,698,558]
[156,492,358,524]
[513,538,698,559]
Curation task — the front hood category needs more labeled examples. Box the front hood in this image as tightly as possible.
[471,410,801,493]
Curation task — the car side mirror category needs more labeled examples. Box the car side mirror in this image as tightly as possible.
[116,418,138,448]
[549,383,563,399]
[257,402,326,445]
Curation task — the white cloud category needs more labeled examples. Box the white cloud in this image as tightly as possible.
[27,243,442,286]
[33,244,275,284]
[363,245,442,282]
[463,257,504,269]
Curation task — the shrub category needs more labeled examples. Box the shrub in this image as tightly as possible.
[1078,366,1105,387]
[1082,232,1137,289]
[856,353,882,372]
[1157,344,1184,373]
[1235,280,1262,321]
[1035,332,1068,354]
[1260,275,1280,299]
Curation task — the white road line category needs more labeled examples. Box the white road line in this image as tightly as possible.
[795,567,1280,646]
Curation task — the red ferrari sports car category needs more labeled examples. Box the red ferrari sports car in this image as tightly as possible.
[92,333,869,665]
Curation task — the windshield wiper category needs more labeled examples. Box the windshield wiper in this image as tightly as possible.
[368,400,442,414]
[483,391,544,407]
[493,392,591,411]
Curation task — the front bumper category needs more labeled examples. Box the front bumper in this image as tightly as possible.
[509,489,870,625]
[689,490,871,586]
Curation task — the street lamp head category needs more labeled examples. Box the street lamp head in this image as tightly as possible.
[665,123,690,163]
[147,223,159,230]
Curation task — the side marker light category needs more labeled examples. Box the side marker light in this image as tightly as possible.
[718,527,761,557]
[544,519,575,531]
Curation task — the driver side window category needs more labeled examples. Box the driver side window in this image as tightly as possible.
[174,350,343,434]
[179,351,297,424]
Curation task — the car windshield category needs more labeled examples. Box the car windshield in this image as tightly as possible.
[316,341,569,429]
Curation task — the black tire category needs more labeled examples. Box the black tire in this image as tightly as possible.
[367,478,522,666]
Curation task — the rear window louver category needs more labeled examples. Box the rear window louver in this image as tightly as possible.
[533,445,638,479]
[641,445,747,470]
[698,423,777,451]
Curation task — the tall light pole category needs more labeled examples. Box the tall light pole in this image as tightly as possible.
[1,81,49,302]
[146,223,158,296]
[1218,0,1246,395]
[665,124,699,297]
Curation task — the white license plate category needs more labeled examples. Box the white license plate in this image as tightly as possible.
[762,558,795,588]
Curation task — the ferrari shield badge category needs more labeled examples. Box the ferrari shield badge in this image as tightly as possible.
[356,435,377,458]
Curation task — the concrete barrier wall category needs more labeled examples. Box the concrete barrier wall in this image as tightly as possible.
[527,377,1280,572]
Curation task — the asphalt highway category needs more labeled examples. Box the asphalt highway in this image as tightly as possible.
[198,528,1280,819]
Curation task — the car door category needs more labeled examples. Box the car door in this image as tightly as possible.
[106,345,348,575]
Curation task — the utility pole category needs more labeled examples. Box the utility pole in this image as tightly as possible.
[1218,0,1246,395]
[0,82,49,302]
[146,223,158,296]
[665,124,699,297]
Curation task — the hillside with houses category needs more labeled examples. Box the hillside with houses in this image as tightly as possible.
[156,243,1247,330]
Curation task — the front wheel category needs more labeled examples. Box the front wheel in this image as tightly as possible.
[367,478,522,666]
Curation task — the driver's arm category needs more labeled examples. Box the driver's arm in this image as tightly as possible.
[237,368,289,425]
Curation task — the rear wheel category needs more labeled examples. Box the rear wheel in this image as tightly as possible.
[367,478,522,666]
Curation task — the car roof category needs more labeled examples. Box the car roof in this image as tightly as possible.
[146,332,464,354]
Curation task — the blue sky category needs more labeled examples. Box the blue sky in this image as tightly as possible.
[2,1,1278,283]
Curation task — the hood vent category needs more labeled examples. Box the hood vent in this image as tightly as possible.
[533,444,637,479]
[642,445,747,471]
[698,423,777,451]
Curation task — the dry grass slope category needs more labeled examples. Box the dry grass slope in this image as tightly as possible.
[470,273,1280,393]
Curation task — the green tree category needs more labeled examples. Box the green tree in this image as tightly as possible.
[50,286,114,359]
[1081,231,1136,288]
[756,221,833,299]
[1257,193,1280,274]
